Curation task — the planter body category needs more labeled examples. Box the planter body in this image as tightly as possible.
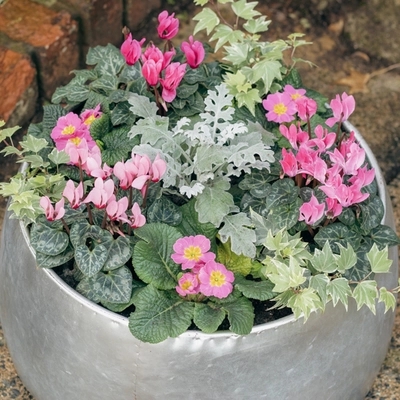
[0,125,398,400]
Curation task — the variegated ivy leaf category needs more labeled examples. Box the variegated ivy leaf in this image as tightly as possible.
[231,0,261,19]
[352,280,378,314]
[75,243,109,278]
[367,244,392,273]
[311,241,337,274]
[266,257,306,292]
[243,15,271,34]
[223,42,251,65]
[378,287,396,313]
[193,7,220,36]
[287,287,322,321]
[129,285,195,343]
[326,278,352,310]
[210,25,245,52]
[19,135,48,154]
[193,303,226,333]
[48,148,70,165]
[251,59,283,92]
[236,89,262,116]
[335,244,357,273]
[309,274,330,305]
[30,222,69,256]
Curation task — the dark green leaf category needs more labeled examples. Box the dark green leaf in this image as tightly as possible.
[75,243,108,277]
[265,178,299,209]
[36,244,75,268]
[176,83,199,99]
[111,101,136,126]
[103,236,132,271]
[89,113,111,141]
[314,223,361,253]
[222,296,254,335]
[234,274,275,300]
[147,196,182,226]
[193,302,225,333]
[358,196,385,232]
[30,222,69,256]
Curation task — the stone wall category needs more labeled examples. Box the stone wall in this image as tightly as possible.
[0,0,182,127]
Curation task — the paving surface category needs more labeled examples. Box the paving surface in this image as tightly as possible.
[1,2,400,399]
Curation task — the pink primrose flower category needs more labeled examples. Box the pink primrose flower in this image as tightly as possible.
[160,62,187,103]
[176,272,200,296]
[80,104,103,126]
[40,196,65,221]
[325,92,356,128]
[121,34,146,66]
[83,177,115,209]
[157,11,179,40]
[63,180,84,209]
[106,196,129,222]
[142,59,163,86]
[295,97,317,121]
[181,36,205,69]
[51,112,93,151]
[298,194,325,225]
[171,235,215,270]
[198,260,234,299]
[262,92,297,123]
[283,85,306,101]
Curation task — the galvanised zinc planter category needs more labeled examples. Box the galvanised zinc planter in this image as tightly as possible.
[0,123,398,400]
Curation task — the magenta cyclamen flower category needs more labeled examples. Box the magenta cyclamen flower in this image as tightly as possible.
[142,59,163,86]
[171,235,215,270]
[157,11,179,40]
[80,104,103,126]
[176,272,200,296]
[262,92,297,123]
[181,36,205,69]
[63,180,84,209]
[298,194,325,225]
[198,260,234,299]
[121,34,145,66]
[160,62,187,103]
[40,197,65,221]
[325,92,356,128]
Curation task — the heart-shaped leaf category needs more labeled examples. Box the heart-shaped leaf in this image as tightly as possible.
[75,243,108,277]
[30,222,69,256]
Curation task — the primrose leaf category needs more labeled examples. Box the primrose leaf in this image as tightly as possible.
[193,8,220,35]
[133,223,183,290]
[30,223,69,256]
[326,278,352,310]
[129,285,195,343]
[352,280,378,314]
[222,296,254,335]
[367,244,393,273]
[194,302,226,333]
[378,287,396,313]
[234,274,275,300]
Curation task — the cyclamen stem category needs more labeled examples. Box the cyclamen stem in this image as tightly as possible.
[61,218,70,235]
[87,203,94,225]
[101,209,108,230]
[141,180,151,209]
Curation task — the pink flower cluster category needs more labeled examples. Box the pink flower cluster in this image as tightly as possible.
[120,11,205,104]
[264,87,374,226]
[171,235,234,299]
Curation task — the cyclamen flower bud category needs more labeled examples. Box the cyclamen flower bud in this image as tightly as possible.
[121,34,146,66]
[142,59,163,86]
[181,36,205,69]
[157,11,179,40]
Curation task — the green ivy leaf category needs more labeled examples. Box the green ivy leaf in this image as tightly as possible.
[266,258,306,292]
[30,223,69,256]
[193,302,226,333]
[367,244,392,273]
[231,0,261,19]
[352,280,378,314]
[378,287,396,313]
[234,274,275,300]
[133,223,183,290]
[47,148,70,165]
[326,278,352,310]
[210,24,245,52]
[129,285,195,343]
[243,15,271,34]
[222,296,254,335]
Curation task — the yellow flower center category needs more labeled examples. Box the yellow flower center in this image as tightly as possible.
[209,271,226,287]
[69,137,82,145]
[273,103,287,116]
[84,115,96,125]
[62,125,76,135]
[183,245,202,261]
[291,93,302,100]
[181,280,192,290]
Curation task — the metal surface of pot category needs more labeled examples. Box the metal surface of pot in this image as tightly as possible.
[0,125,398,400]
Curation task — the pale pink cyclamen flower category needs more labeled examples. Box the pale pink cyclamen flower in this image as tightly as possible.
[40,197,65,221]
[325,92,356,128]
[307,125,336,154]
[85,157,113,180]
[63,180,84,209]
[160,62,187,103]
[181,36,205,69]
[298,194,325,225]
[348,166,375,188]
[171,235,215,270]
[328,142,365,176]
[150,154,167,182]
[325,198,342,219]
[283,85,306,101]
[176,272,200,296]
[157,11,179,40]
[80,104,102,126]
[113,160,139,190]
[64,138,90,167]
[120,34,146,66]
[198,260,234,299]
[83,177,115,209]
[142,59,163,86]
[125,202,146,228]
[262,92,297,123]
[51,112,94,151]
[106,196,129,221]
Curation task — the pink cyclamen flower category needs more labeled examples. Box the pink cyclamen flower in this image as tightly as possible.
[121,34,146,66]
[181,36,205,69]
[157,11,179,40]
[279,123,308,150]
[262,92,297,123]
[64,137,90,167]
[142,44,175,70]
[83,177,115,209]
[325,92,356,128]
[142,59,163,86]
[160,62,187,103]
[325,198,342,219]
[171,235,215,270]
[126,202,146,228]
[280,148,298,178]
[51,112,93,151]
[176,272,200,296]
[298,194,325,225]
[283,84,306,101]
[150,154,167,182]
[40,197,65,221]
[295,97,317,121]
[63,180,84,209]
[198,260,234,299]
[106,196,129,221]
[80,104,102,126]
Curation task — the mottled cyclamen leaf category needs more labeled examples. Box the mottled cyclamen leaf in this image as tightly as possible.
[30,222,69,256]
